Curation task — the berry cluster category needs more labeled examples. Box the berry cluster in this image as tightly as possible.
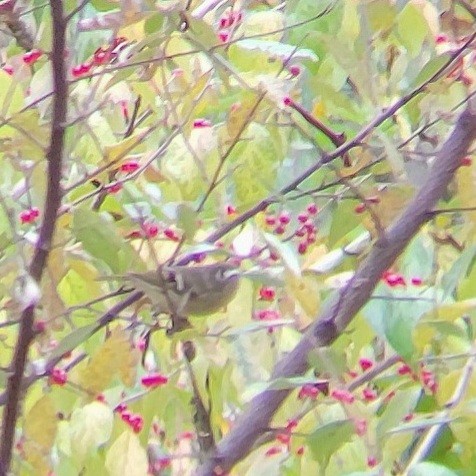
[265,203,319,255]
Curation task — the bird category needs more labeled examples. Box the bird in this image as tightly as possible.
[121,262,240,316]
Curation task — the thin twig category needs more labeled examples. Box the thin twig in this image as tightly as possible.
[0,2,68,472]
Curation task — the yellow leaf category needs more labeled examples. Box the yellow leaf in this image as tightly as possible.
[363,185,414,236]
[241,11,285,40]
[105,431,149,476]
[24,395,57,449]
[104,128,148,164]
[312,100,326,119]
[436,369,476,407]
[22,441,50,476]
[285,271,321,318]
[79,327,131,394]
[421,299,476,322]
[70,402,114,462]
[456,159,476,230]
[119,347,141,388]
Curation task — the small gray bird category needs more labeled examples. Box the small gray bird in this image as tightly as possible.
[124,262,240,316]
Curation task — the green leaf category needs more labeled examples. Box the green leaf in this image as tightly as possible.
[69,402,114,462]
[397,3,430,57]
[234,39,318,62]
[264,233,301,276]
[105,431,149,476]
[412,53,452,88]
[408,462,459,476]
[73,208,136,274]
[307,419,354,467]
[49,324,98,361]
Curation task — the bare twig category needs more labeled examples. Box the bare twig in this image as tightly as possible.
[0,2,68,473]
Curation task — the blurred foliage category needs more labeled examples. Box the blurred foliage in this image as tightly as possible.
[0,0,475,474]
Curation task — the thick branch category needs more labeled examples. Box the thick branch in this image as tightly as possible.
[0,2,68,473]
[195,100,476,475]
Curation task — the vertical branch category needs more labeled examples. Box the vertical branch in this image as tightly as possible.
[0,2,68,473]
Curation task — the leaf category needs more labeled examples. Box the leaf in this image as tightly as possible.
[104,128,148,163]
[285,272,320,317]
[307,419,354,467]
[241,11,286,41]
[70,402,114,462]
[397,3,430,57]
[105,431,149,476]
[412,53,452,88]
[73,208,136,274]
[24,395,57,449]
[264,233,301,276]
[79,327,132,394]
[49,324,98,361]
[408,462,459,476]
[234,39,318,62]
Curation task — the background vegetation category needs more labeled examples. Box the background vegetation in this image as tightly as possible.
[0,0,475,475]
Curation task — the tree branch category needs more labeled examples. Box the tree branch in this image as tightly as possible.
[195,99,476,475]
[0,2,68,473]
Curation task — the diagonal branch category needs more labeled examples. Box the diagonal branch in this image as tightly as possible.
[195,99,476,475]
[0,2,68,473]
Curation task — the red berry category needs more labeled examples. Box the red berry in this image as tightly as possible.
[112,37,127,49]
[384,272,406,287]
[23,49,42,65]
[306,203,318,215]
[143,222,159,238]
[193,118,212,128]
[219,16,231,28]
[120,160,140,173]
[254,309,280,321]
[278,211,291,225]
[297,241,307,254]
[106,183,122,194]
[354,203,366,214]
[359,358,374,371]
[289,65,301,77]
[129,414,144,433]
[33,320,46,333]
[259,286,276,301]
[274,224,286,235]
[218,30,230,43]
[265,214,277,226]
[19,208,40,224]
[460,156,472,167]
[298,384,320,400]
[403,413,414,422]
[354,418,367,436]
[367,456,378,468]
[2,64,14,75]
[435,34,448,44]
[164,227,180,241]
[286,419,298,431]
[71,62,92,77]
[397,364,412,375]
[362,388,377,401]
[141,372,168,388]
[297,212,308,223]
[276,432,290,444]
[283,96,293,106]
[265,446,282,457]
[411,277,423,286]
[114,403,128,413]
[295,227,306,237]
[307,233,316,244]
[49,368,67,386]
[93,47,111,65]
[331,389,355,404]
[226,204,236,216]
[296,446,305,456]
